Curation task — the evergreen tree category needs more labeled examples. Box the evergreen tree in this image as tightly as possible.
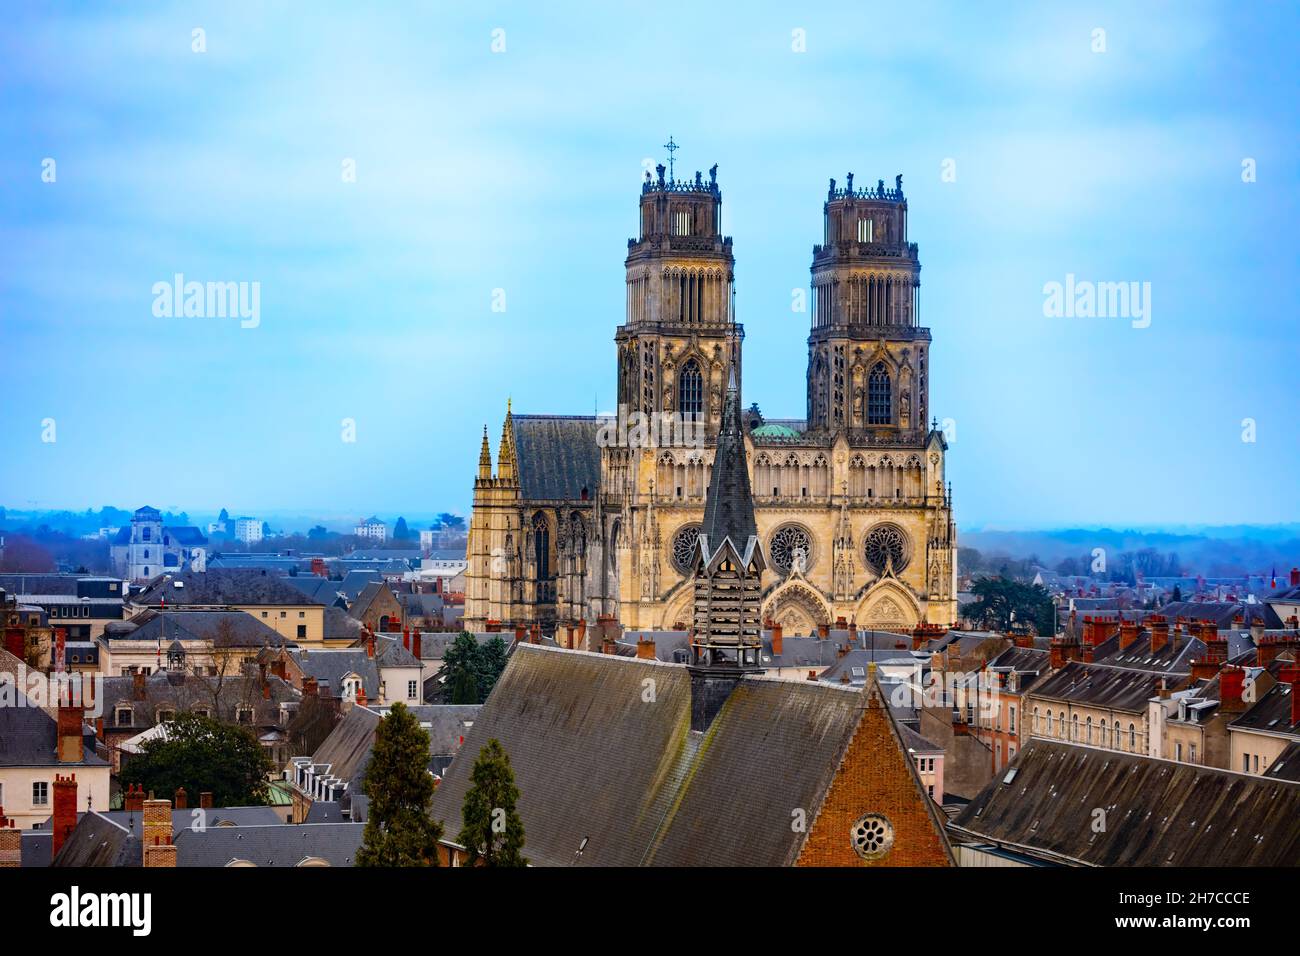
[451,666,479,705]
[1171,584,1183,603]
[393,517,411,540]
[457,738,526,866]
[121,713,274,807]
[442,632,481,703]
[474,636,509,699]
[356,702,443,866]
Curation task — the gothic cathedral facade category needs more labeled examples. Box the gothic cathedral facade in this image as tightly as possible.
[465,163,957,635]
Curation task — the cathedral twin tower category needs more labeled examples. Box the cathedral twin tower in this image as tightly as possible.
[466,159,957,636]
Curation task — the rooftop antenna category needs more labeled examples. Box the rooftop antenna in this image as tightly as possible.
[663,136,679,181]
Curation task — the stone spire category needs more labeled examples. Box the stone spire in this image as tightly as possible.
[497,398,516,484]
[477,425,493,480]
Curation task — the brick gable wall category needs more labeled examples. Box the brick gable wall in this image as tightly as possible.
[797,682,953,867]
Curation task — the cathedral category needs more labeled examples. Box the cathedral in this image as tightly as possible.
[465,159,957,635]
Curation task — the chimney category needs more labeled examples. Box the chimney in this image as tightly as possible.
[303,677,318,697]
[1291,567,1300,587]
[355,685,367,707]
[1220,666,1246,711]
[1150,616,1169,654]
[601,635,617,655]
[132,670,147,701]
[402,628,410,651]
[636,638,656,660]
[514,624,526,644]
[485,619,501,633]
[817,622,830,639]
[0,817,18,869]
[1189,657,1218,682]
[529,623,542,645]
[124,783,145,814]
[1119,619,1139,651]
[141,796,174,868]
[576,618,587,650]
[412,632,422,660]
[1257,637,1280,667]
[51,773,77,859]
[143,833,177,868]
[365,632,375,658]
[199,792,213,810]
[911,625,927,652]
[57,704,85,763]
[1292,675,1300,729]
[771,624,783,656]
[806,670,817,681]
[173,787,187,810]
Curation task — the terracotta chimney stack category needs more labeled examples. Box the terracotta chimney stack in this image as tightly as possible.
[514,624,526,644]
[199,792,213,810]
[412,632,422,659]
[1291,567,1300,587]
[124,783,145,814]
[55,701,85,763]
[1219,666,1246,711]
[132,670,147,701]
[173,787,187,810]
[636,638,656,660]
[1150,616,1169,654]
[0,817,18,868]
[51,773,78,859]
[1119,618,1139,651]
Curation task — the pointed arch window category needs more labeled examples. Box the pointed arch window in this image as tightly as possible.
[531,512,551,580]
[678,359,703,417]
[867,362,891,425]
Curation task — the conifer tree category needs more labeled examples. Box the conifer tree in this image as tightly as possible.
[458,738,526,866]
[356,702,442,866]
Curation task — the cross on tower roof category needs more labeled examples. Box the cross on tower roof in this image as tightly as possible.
[663,136,679,180]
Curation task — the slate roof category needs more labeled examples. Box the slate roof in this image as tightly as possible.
[98,670,297,732]
[290,648,382,701]
[429,644,951,867]
[1229,677,1300,738]
[174,822,364,867]
[284,575,346,606]
[133,570,324,607]
[0,573,80,595]
[1088,631,1205,675]
[339,570,383,602]
[1027,661,1163,713]
[699,374,758,562]
[105,609,288,648]
[308,706,381,792]
[323,606,365,641]
[510,415,601,501]
[949,739,1300,866]
[1264,741,1300,782]
[0,688,106,768]
[348,581,396,621]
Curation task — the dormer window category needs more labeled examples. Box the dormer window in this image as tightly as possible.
[115,706,133,727]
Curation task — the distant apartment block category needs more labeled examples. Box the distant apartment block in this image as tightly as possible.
[354,517,387,542]
[234,517,264,544]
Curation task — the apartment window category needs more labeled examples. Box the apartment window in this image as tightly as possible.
[1175,742,1183,761]
[1045,710,1053,735]
[1071,714,1079,741]
[33,781,49,806]
[298,611,305,618]
[1189,744,1197,763]
[408,680,418,700]
[297,625,307,639]
[1086,716,1093,744]
[280,611,287,618]
[1129,724,1136,750]
[261,611,268,618]
[115,706,133,727]
[1253,754,1259,773]
[1009,706,1016,734]
[1243,753,1250,773]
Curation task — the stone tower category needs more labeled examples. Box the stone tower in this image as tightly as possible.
[615,162,740,439]
[806,174,927,439]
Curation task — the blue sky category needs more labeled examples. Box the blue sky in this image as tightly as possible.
[1,1,1296,528]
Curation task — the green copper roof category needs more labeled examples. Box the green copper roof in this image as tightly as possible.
[750,423,801,438]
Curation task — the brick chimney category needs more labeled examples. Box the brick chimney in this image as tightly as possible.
[57,704,85,763]
[911,625,927,652]
[771,623,783,656]
[303,677,318,697]
[199,791,213,810]
[514,624,526,644]
[636,638,656,660]
[412,632,422,659]
[1220,666,1246,712]
[1292,675,1300,729]
[1257,636,1281,667]
[529,623,542,645]
[402,628,410,652]
[0,816,18,868]
[1291,567,1300,587]
[51,773,78,859]
[1150,616,1169,654]
[365,631,375,658]
[601,634,617,655]
[1189,657,1218,682]
[576,618,587,650]
[806,670,817,681]
[141,796,175,867]
[355,685,367,707]
[1119,618,1139,651]
[132,670,147,701]
[173,787,187,810]
[124,783,145,814]
[485,619,501,633]
[817,622,830,639]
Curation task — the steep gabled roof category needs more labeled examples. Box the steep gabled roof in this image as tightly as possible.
[950,739,1300,866]
[429,644,950,866]
[133,570,324,607]
[510,415,601,501]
